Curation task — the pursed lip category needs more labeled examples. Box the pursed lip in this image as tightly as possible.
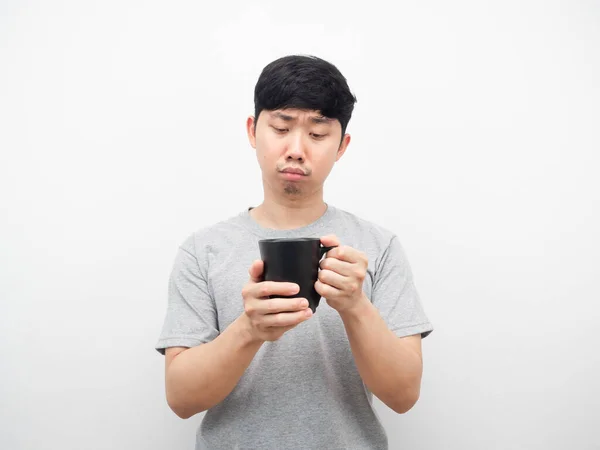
[281,167,307,175]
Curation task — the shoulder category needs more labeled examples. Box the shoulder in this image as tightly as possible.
[332,206,397,251]
[177,210,249,258]
[332,207,414,278]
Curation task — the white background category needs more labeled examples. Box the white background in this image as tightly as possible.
[1,1,599,449]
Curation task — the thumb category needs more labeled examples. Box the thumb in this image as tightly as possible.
[320,234,340,247]
[248,259,264,283]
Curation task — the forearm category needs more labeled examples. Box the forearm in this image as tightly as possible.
[166,314,262,418]
[340,296,423,413]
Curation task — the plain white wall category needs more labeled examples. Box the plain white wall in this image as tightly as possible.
[1,1,599,449]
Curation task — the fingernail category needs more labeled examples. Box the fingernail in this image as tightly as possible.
[302,299,309,307]
[305,309,313,317]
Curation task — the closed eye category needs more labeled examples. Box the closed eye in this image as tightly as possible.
[311,133,327,139]
[271,126,288,134]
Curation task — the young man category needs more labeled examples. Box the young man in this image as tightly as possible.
[156,55,434,450]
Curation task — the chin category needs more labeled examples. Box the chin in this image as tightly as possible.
[283,184,302,195]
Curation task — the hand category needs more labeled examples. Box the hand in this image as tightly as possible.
[241,260,313,343]
[315,235,370,314]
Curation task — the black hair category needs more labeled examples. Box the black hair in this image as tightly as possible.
[254,55,357,136]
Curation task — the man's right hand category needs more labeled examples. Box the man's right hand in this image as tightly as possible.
[241,260,313,343]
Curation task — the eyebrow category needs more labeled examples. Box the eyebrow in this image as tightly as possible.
[310,116,331,124]
[270,111,332,124]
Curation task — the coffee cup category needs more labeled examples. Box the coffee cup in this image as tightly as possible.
[258,237,336,313]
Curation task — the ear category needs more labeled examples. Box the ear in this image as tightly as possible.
[335,134,351,162]
[246,116,257,149]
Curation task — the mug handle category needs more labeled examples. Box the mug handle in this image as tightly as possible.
[320,245,337,258]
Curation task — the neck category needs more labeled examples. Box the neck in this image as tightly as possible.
[250,187,328,230]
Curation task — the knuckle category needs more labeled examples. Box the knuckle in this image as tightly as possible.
[244,303,253,315]
[258,284,270,298]
[241,286,250,299]
[266,299,277,313]
[275,314,287,327]
[269,314,281,327]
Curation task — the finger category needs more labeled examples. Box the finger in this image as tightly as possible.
[326,245,364,263]
[262,309,313,327]
[251,297,309,315]
[315,279,342,299]
[320,234,340,248]
[317,269,348,290]
[250,281,300,299]
[248,260,264,283]
[320,257,355,276]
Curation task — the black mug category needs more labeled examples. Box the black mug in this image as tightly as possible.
[258,237,336,313]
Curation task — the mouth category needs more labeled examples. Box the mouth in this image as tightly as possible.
[279,167,308,181]
[280,172,305,181]
[280,167,307,176]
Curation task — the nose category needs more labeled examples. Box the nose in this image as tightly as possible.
[284,133,305,162]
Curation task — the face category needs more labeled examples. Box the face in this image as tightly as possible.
[246,109,351,199]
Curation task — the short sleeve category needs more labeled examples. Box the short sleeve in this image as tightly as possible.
[371,236,433,339]
[155,234,219,355]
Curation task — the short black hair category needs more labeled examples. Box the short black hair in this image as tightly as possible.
[254,55,357,136]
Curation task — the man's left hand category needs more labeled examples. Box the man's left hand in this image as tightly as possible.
[315,235,370,314]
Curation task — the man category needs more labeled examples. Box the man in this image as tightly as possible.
[156,54,434,450]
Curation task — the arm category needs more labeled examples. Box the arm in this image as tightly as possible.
[165,314,262,419]
[316,235,431,414]
[339,296,423,413]
[164,260,312,419]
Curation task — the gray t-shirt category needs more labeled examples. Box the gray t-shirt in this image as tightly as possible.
[156,205,433,450]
